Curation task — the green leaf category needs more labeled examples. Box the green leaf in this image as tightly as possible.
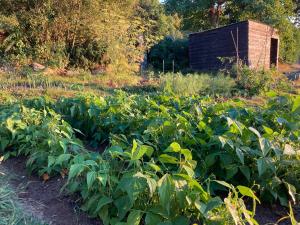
[68,164,85,180]
[158,174,173,216]
[131,139,138,156]
[227,117,244,135]
[226,166,238,179]
[263,126,273,135]
[147,162,161,172]
[48,156,56,168]
[108,146,123,157]
[218,136,227,148]
[214,180,233,190]
[87,171,97,189]
[55,154,72,166]
[180,149,192,160]
[134,172,157,197]
[194,199,206,214]
[283,182,296,204]
[157,222,173,225]
[235,148,244,165]
[173,216,189,225]
[70,105,76,117]
[257,158,267,177]
[127,210,142,225]
[158,154,178,164]
[131,145,151,160]
[249,127,261,138]
[292,96,300,112]
[237,186,260,203]
[0,139,9,151]
[145,212,162,225]
[94,196,113,214]
[143,145,154,158]
[239,166,250,181]
[259,138,271,157]
[165,142,181,153]
[81,193,101,212]
[205,197,223,214]
[182,165,195,177]
[97,173,108,186]
[114,196,132,220]
[59,140,67,153]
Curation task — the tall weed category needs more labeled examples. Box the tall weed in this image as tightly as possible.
[160,72,236,96]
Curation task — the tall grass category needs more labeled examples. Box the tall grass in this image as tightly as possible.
[160,72,236,96]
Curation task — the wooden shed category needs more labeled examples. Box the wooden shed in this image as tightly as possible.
[189,20,279,71]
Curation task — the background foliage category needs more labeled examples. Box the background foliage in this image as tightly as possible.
[0,0,179,72]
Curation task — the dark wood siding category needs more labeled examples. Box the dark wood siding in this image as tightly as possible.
[189,20,279,71]
[248,21,279,70]
[189,21,249,71]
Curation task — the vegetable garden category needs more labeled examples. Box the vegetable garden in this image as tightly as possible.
[0,91,299,225]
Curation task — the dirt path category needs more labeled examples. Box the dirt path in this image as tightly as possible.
[279,63,300,83]
[0,157,102,225]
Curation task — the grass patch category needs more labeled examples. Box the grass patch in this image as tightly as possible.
[0,167,45,225]
[160,72,236,96]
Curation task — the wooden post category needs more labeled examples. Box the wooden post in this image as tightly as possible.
[231,27,240,79]
[172,60,175,73]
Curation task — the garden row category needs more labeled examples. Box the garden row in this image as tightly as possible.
[0,92,299,225]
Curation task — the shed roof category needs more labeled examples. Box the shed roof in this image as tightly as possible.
[189,20,278,37]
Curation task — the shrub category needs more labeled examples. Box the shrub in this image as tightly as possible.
[160,72,236,96]
[236,66,293,96]
[235,66,271,96]
[148,37,189,73]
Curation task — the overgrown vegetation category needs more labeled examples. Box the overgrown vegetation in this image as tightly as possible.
[0,0,179,72]
[235,66,294,96]
[0,0,299,224]
[160,73,236,96]
[0,92,299,224]
[159,69,294,97]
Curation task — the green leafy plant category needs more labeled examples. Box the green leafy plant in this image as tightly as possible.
[0,91,299,224]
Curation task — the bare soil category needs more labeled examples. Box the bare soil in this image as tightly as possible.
[278,63,300,73]
[0,157,299,225]
[0,157,102,225]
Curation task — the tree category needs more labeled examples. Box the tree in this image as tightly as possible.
[0,0,180,73]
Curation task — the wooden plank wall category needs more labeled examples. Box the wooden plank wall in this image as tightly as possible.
[248,21,279,70]
[189,21,248,71]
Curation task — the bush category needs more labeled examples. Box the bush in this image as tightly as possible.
[236,66,293,96]
[148,37,189,73]
[160,72,236,96]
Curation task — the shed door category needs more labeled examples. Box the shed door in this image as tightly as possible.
[270,38,278,68]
